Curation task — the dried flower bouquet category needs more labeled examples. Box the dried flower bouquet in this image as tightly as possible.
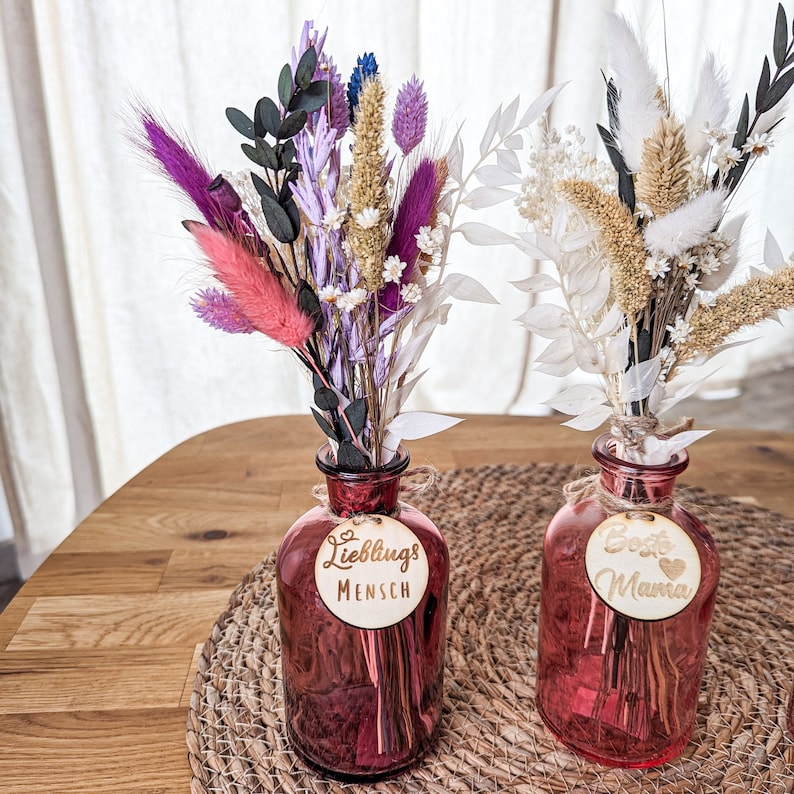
[515,4,794,766]
[136,22,558,472]
[515,5,794,464]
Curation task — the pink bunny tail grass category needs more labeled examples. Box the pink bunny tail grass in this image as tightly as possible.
[186,222,315,348]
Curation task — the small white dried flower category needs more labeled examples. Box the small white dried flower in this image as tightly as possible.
[355,207,380,229]
[382,255,407,284]
[712,144,742,172]
[742,132,773,157]
[318,285,343,304]
[337,287,369,312]
[415,225,443,256]
[322,206,346,230]
[684,271,700,290]
[645,255,671,280]
[400,282,423,304]
[696,292,717,308]
[701,124,730,146]
[666,317,692,344]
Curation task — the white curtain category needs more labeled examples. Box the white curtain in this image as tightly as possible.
[1,0,791,574]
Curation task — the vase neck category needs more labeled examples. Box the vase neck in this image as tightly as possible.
[592,433,688,506]
[316,444,409,518]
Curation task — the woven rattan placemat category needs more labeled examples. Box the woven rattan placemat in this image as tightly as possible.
[187,463,794,793]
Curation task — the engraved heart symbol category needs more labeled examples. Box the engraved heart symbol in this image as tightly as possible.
[659,558,686,580]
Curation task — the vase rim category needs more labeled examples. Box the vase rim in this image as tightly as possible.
[592,432,689,475]
[315,442,411,478]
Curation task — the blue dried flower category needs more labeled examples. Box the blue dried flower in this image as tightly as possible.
[347,52,378,122]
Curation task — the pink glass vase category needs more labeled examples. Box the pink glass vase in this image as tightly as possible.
[275,444,449,780]
[536,433,720,767]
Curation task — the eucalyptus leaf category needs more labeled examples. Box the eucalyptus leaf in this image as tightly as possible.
[314,386,339,411]
[295,46,317,91]
[261,192,297,243]
[257,138,279,170]
[760,66,794,111]
[774,3,788,68]
[251,172,277,202]
[571,331,604,373]
[574,267,610,320]
[731,94,750,148]
[311,407,339,442]
[344,398,368,437]
[298,280,324,332]
[290,80,330,114]
[255,97,281,138]
[241,142,268,167]
[283,195,301,239]
[756,56,771,111]
[278,63,293,109]
[277,110,308,140]
[225,107,255,140]
[337,441,367,472]
[503,134,523,150]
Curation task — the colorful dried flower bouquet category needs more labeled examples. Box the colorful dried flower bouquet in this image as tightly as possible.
[136,22,556,472]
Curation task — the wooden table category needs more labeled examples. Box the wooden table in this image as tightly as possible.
[1,415,792,793]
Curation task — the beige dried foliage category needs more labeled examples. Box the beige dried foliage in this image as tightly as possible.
[347,77,390,290]
[635,115,692,216]
[679,265,794,361]
[559,179,651,315]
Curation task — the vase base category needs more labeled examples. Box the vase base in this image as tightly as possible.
[285,722,434,782]
[537,701,691,769]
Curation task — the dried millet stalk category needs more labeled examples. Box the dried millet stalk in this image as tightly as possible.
[347,77,390,291]
[559,179,651,315]
[677,265,794,362]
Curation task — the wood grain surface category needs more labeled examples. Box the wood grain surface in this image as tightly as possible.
[1,415,792,793]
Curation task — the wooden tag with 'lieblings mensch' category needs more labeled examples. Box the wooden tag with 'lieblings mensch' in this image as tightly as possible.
[314,514,429,629]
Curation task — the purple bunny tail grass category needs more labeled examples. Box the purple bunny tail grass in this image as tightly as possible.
[190,288,256,334]
[392,75,428,156]
[138,108,227,228]
[379,158,440,312]
[324,56,350,139]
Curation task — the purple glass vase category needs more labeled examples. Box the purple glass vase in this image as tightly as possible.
[536,433,720,767]
[275,444,449,780]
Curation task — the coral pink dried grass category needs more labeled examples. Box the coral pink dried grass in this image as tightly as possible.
[186,222,314,348]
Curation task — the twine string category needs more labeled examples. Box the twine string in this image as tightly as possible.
[312,465,441,523]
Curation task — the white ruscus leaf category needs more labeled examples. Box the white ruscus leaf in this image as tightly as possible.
[455,222,516,246]
[515,303,570,338]
[462,186,517,209]
[619,356,662,403]
[385,411,463,440]
[510,273,559,293]
[562,404,613,431]
[545,384,607,415]
[442,273,499,304]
